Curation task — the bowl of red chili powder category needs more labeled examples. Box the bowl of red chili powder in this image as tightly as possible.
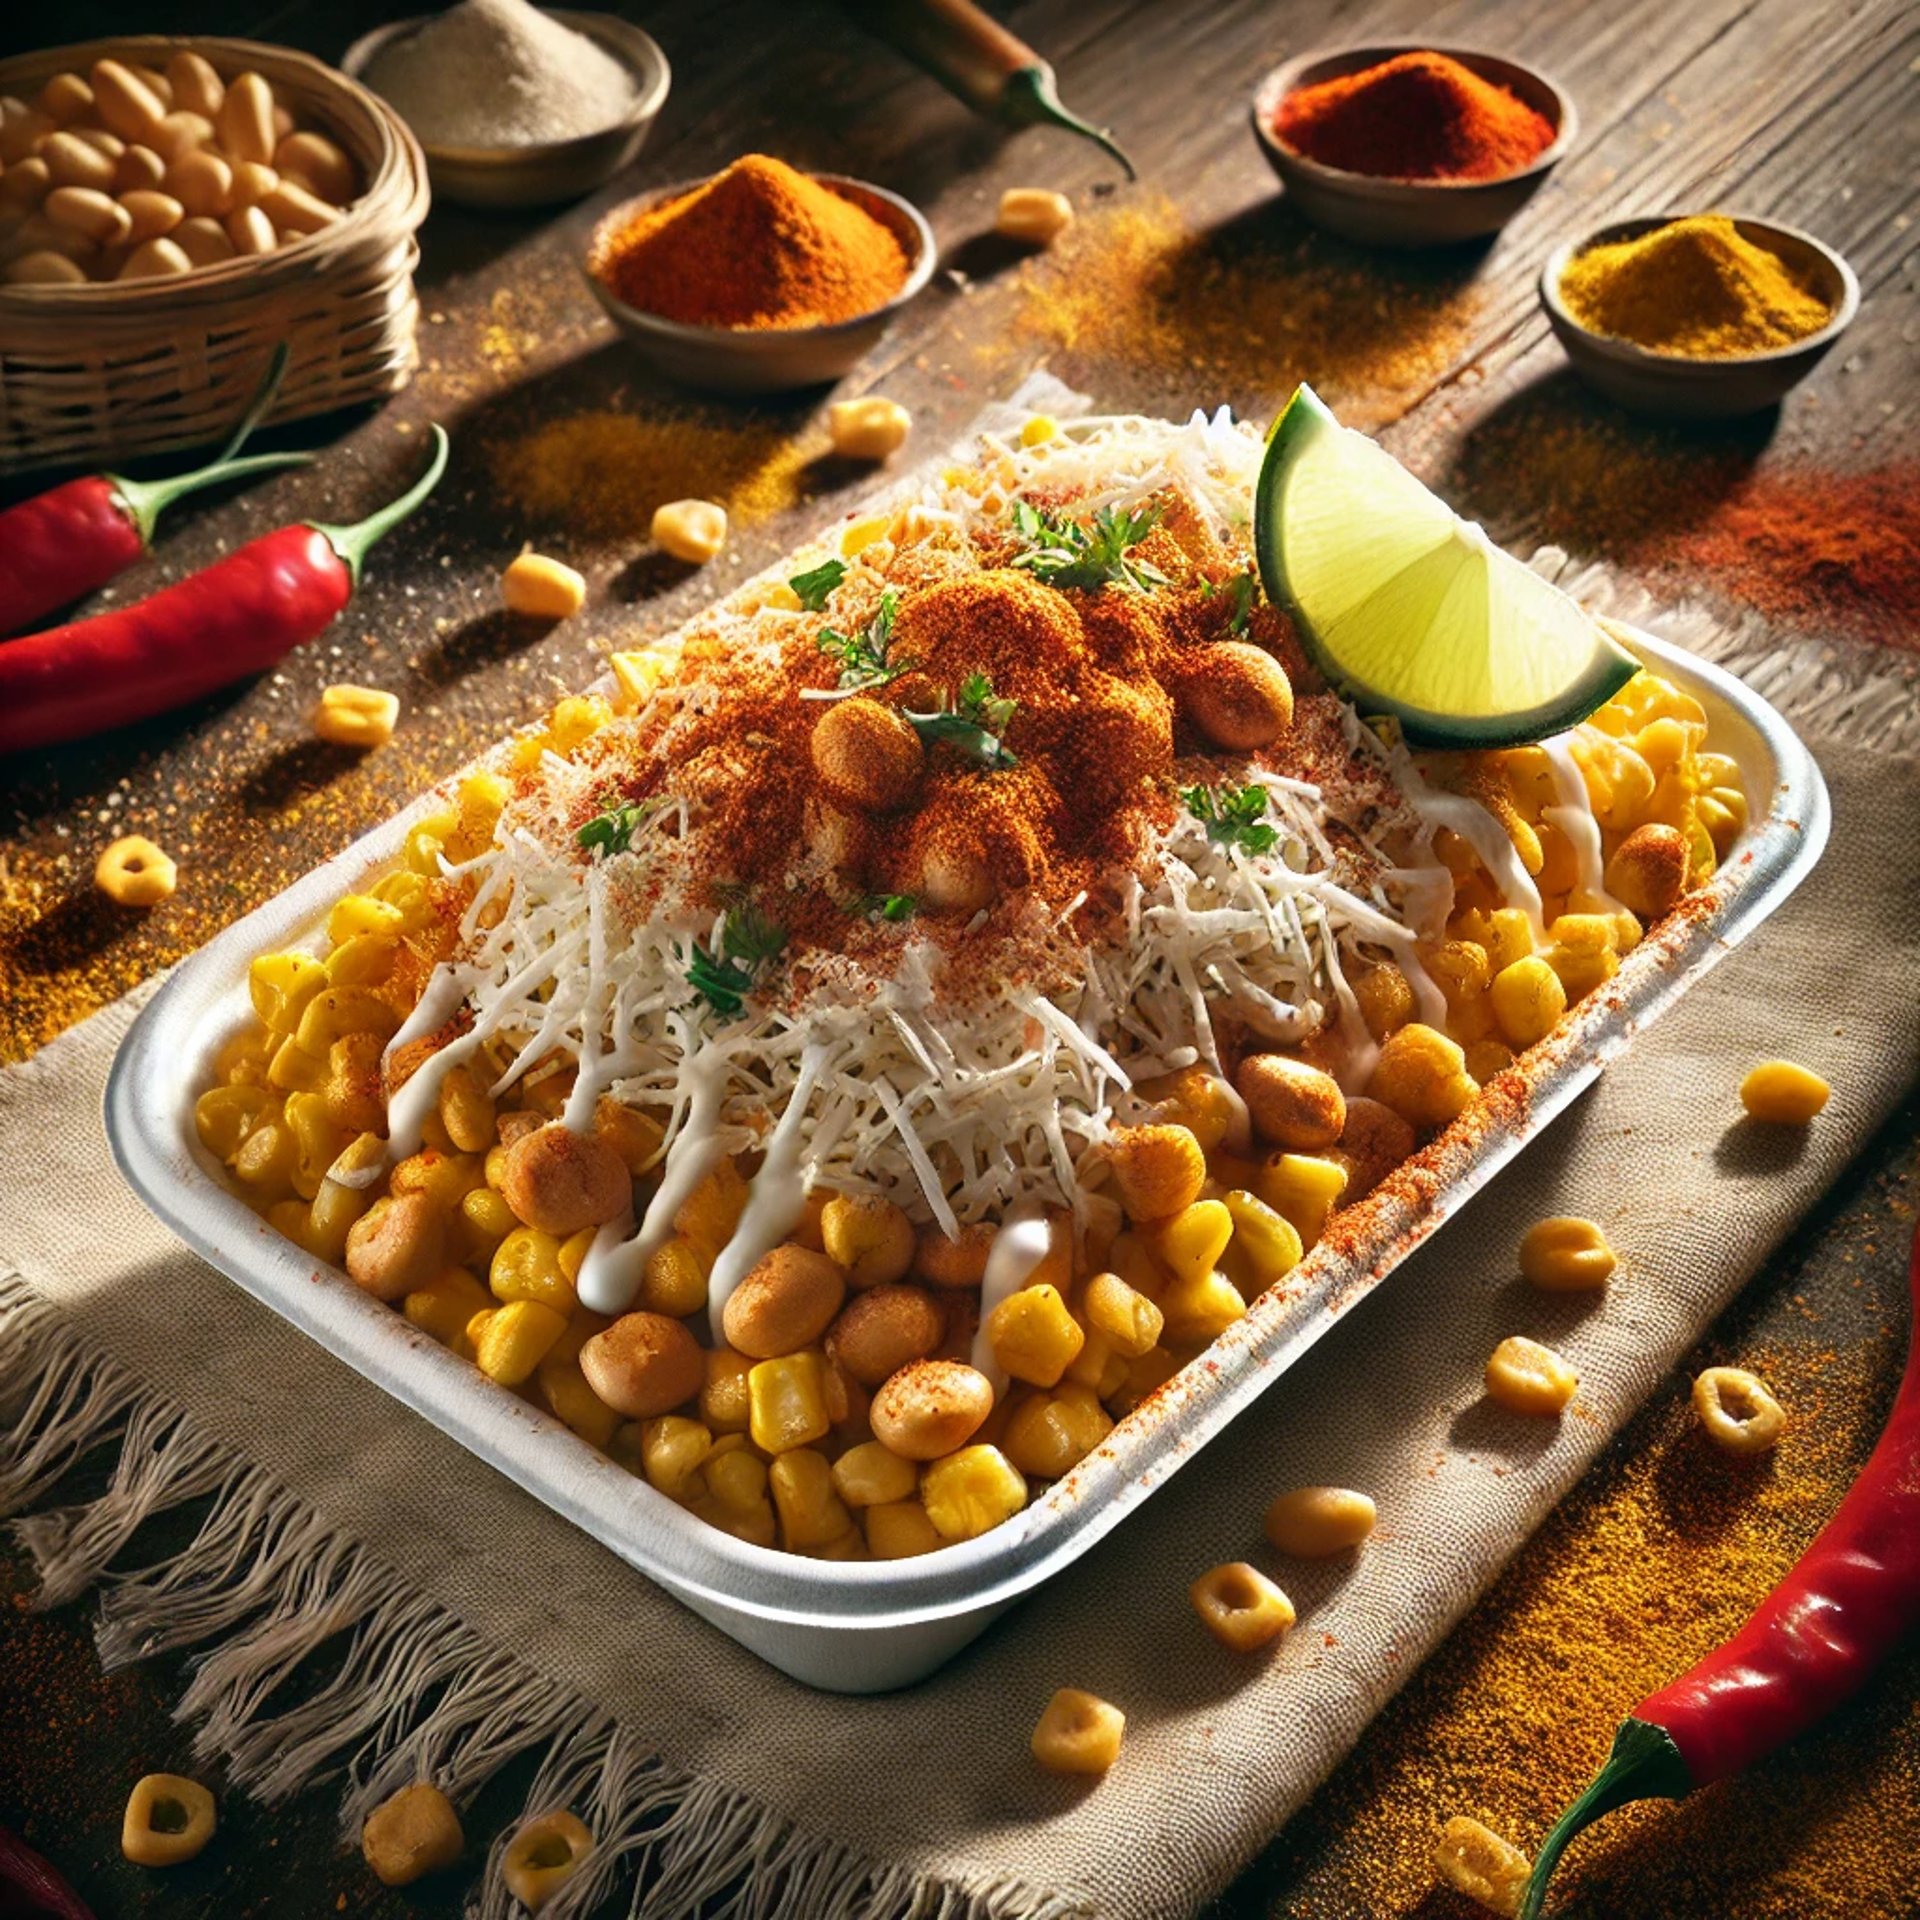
[584,154,936,393]
[1253,45,1575,247]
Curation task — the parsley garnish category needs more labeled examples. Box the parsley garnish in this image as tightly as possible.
[789,558,846,612]
[817,589,915,692]
[576,799,651,857]
[1200,571,1258,635]
[686,901,787,1018]
[1182,782,1279,856]
[852,892,917,923]
[1010,499,1168,594]
[905,671,1019,770]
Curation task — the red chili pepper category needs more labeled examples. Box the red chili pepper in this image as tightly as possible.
[0,345,309,636]
[0,426,448,755]
[1518,1219,1920,1917]
[0,1825,95,1920]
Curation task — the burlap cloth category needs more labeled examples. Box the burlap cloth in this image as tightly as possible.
[3,705,1916,1915]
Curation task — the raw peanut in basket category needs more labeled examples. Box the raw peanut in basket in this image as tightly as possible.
[1105,1122,1207,1221]
[912,1220,996,1290]
[1329,1096,1416,1200]
[345,1192,446,1301]
[1175,640,1294,749]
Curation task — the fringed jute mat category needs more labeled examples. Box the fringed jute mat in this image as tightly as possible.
[3,539,1916,1916]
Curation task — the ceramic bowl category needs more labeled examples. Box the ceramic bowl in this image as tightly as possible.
[582,173,936,394]
[1251,44,1576,248]
[342,10,670,210]
[1540,215,1859,420]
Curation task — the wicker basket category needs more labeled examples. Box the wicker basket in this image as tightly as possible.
[0,36,430,475]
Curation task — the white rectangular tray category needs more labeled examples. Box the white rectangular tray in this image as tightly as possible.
[106,623,1828,1691]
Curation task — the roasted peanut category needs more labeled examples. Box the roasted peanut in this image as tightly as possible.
[721,1244,846,1359]
[579,1312,704,1418]
[868,1358,993,1460]
[498,1123,630,1237]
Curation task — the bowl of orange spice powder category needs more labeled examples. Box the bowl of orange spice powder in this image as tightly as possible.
[1252,45,1575,247]
[584,153,937,393]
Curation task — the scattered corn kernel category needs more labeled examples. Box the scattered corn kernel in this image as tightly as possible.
[652,498,727,564]
[1518,1216,1616,1292]
[1434,1815,1531,1917]
[122,1773,216,1867]
[864,1497,944,1558]
[769,1447,854,1550]
[1263,1485,1377,1557]
[1692,1365,1786,1456]
[1189,1561,1296,1652]
[1484,1335,1578,1417]
[94,833,176,906]
[313,683,400,749]
[1739,1059,1830,1125]
[502,549,587,619]
[501,1809,592,1913]
[361,1782,463,1887]
[1031,1687,1124,1776]
[828,395,912,461]
[474,1298,568,1387]
[996,187,1073,245]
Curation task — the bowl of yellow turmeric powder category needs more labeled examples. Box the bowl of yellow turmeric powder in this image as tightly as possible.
[1541,213,1858,419]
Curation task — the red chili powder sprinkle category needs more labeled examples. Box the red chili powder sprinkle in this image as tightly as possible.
[1274,51,1557,183]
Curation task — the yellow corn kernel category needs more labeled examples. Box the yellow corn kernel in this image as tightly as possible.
[820,1191,916,1287]
[674,1158,749,1259]
[1106,1231,1166,1304]
[1018,413,1060,449]
[831,1439,919,1508]
[1421,938,1492,1034]
[450,770,509,852]
[640,1415,713,1499]
[1059,1328,1123,1400]
[1143,1198,1233,1288]
[392,1149,483,1213]
[313,684,399,749]
[266,1197,313,1246]
[454,1186,517,1266]
[1739,1059,1830,1125]
[594,1098,665,1174]
[1001,1383,1113,1480]
[295,986,400,1057]
[474,1299,568,1387]
[1519,1216,1616,1292]
[489,1227,576,1313]
[701,1434,770,1511]
[1696,783,1748,860]
[284,1090,348,1200]
[1131,1065,1236,1152]
[1219,1189,1304,1294]
[700,1349,754,1434]
[249,951,326,1034]
[1484,1335,1578,1417]
[214,1028,273,1087]
[1031,1688,1124,1776]
[307,1133,383,1262]
[1189,1561,1296,1653]
[1634,714,1693,779]
[1534,820,1579,896]
[1353,963,1414,1041]
[554,1230,595,1287]
[1435,1816,1532,1917]
[1105,1123,1207,1222]
[1264,1485,1377,1557]
[403,1266,492,1350]
[1080,1269,1164,1359]
[1112,1344,1180,1412]
[1573,735,1656,831]
[194,1083,270,1160]
[986,1282,1085,1389]
[1367,1025,1477,1133]
[266,1034,327,1094]
[546,694,611,755]
[1540,927,1620,1000]
[402,810,457,876]
[327,895,405,947]
[640,1236,709,1318]
[465,1307,496,1351]
[864,1498,943,1559]
[921,1444,1028,1541]
[996,186,1074,245]
[609,649,668,714]
[748,1351,831,1455]
[543,1307,610,1369]
[1158,1265,1248,1346]
[433,1065,495,1154]
[323,932,397,989]
[652,498,727,565]
[769,1447,853,1550]
[828,395,912,461]
[1691,1365,1787,1456]
[1253,1153,1348,1250]
[1453,906,1534,974]
[839,511,892,558]
[1488,956,1567,1051]
[502,550,586,620]
[1464,1039,1515,1084]
[232,1113,296,1195]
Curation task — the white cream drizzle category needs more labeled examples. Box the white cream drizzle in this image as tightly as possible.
[970,1202,1052,1398]
[1395,757,1547,942]
[1539,732,1628,917]
[379,968,479,1161]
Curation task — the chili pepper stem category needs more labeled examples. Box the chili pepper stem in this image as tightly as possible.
[1517,1717,1693,1919]
[1000,65,1136,179]
[309,425,450,588]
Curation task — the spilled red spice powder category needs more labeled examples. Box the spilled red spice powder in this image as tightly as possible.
[1274,51,1557,183]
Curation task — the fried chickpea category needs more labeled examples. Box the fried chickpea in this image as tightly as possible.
[578,1312,704,1419]
[345,1192,446,1302]
[913,1220,996,1290]
[652,498,727,564]
[498,1123,630,1237]
[1739,1059,1831,1125]
[501,1809,592,1913]
[1434,1816,1531,1918]
[868,1359,993,1461]
[1368,1023,1477,1132]
[810,695,923,811]
[1105,1122,1206,1222]
[826,1283,944,1385]
[1605,822,1690,921]
[1518,1216,1616,1292]
[1330,1096,1416,1201]
[122,1773,216,1867]
[361,1782,463,1887]
[1264,1485,1377,1557]
[1179,640,1294,749]
[1236,1053,1346,1152]
[721,1244,846,1359]
[1189,1561,1296,1652]
[1031,1688,1124,1776]
[1692,1365,1786,1456]
[1484,1336,1578,1417]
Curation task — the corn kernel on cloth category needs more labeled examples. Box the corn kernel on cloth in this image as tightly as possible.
[2,628,1916,1919]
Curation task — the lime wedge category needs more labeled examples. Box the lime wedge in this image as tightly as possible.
[1255,385,1638,748]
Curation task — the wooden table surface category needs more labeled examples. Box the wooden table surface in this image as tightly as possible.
[2,1,1914,1915]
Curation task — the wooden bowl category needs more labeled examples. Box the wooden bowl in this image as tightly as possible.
[583,174,936,395]
[342,10,669,210]
[1250,44,1576,248]
[1540,215,1859,420]
[0,35,428,475]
